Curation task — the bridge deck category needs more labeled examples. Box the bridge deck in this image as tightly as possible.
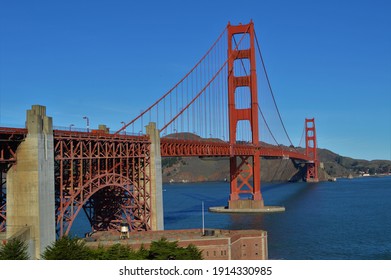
[0,127,311,162]
[160,138,311,161]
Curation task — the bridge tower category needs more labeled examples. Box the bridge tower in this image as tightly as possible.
[227,21,263,209]
[305,118,319,182]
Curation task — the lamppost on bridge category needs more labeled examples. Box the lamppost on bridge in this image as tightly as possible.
[69,124,75,131]
[121,122,126,135]
[83,116,90,132]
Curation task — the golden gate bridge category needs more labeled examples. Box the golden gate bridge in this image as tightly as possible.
[0,21,318,256]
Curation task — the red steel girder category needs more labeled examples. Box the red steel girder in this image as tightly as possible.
[0,127,26,232]
[0,127,27,165]
[305,118,319,182]
[54,130,152,236]
[0,171,5,232]
[227,21,262,206]
[161,138,253,157]
[0,205,5,232]
[161,138,312,160]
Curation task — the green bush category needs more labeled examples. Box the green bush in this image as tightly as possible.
[90,243,146,260]
[0,238,29,260]
[147,238,203,260]
[41,236,203,260]
[41,236,91,260]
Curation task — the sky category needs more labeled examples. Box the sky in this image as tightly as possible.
[0,0,390,161]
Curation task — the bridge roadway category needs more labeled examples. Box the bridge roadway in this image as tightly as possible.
[160,137,311,161]
[1,127,312,163]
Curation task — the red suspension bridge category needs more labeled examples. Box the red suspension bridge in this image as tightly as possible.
[0,22,318,244]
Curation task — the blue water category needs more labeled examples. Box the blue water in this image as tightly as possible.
[72,176,391,260]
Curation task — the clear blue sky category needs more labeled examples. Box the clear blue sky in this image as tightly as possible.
[0,0,390,160]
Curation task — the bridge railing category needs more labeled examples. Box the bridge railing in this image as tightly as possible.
[53,126,143,136]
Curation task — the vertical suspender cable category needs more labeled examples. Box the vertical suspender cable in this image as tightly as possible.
[254,31,294,147]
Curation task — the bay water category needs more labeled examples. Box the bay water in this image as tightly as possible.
[72,176,391,260]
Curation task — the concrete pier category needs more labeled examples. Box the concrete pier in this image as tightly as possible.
[146,122,164,231]
[209,205,285,213]
[6,105,55,259]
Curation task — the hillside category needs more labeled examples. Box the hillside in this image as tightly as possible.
[317,148,391,177]
[161,144,391,183]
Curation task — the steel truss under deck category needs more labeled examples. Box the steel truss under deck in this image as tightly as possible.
[0,128,27,232]
[54,131,152,236]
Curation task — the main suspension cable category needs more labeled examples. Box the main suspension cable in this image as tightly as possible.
[114,26,228,135]
[254,30,294,147]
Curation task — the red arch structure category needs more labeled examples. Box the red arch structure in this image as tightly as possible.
[54,130,152,236]
[57,172,148,236]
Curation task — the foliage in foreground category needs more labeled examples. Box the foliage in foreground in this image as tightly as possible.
[0,238,29,260]
[89,243,148,260]
[41,235,91,260]
[147,238,202,260]
[41,236,203,260]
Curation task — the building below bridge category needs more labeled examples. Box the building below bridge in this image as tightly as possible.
[86,228,268,260]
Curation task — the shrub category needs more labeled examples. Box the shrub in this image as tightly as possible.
[147,238,202,260]
[41,236,91,260]
[41,236,203,260]
[0,238,29,260]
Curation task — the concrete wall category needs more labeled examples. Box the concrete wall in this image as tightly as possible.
[6,105,55,259]
[146,123,164,231]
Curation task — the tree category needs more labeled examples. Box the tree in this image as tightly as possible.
[0,238,29,260]
[182,244,203,260]
[41,236,203,260]
[102,244,145,260]
[147,238,203,260]
[41,236,91,260]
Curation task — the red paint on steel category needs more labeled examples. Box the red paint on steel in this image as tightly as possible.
[53,130,152,236]
[227,21,262,204]
[0,127,26,232]
[305,118,319,182]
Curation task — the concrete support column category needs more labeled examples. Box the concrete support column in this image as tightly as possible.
[146,122,164,231]
[6,105,55,259]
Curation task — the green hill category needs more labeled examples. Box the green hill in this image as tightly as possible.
[161,145,391,183]
[317,148,391,178]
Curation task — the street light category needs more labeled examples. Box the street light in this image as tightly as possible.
[83,116,90,132]
[69,124,75,131]
[121,122,126,135]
